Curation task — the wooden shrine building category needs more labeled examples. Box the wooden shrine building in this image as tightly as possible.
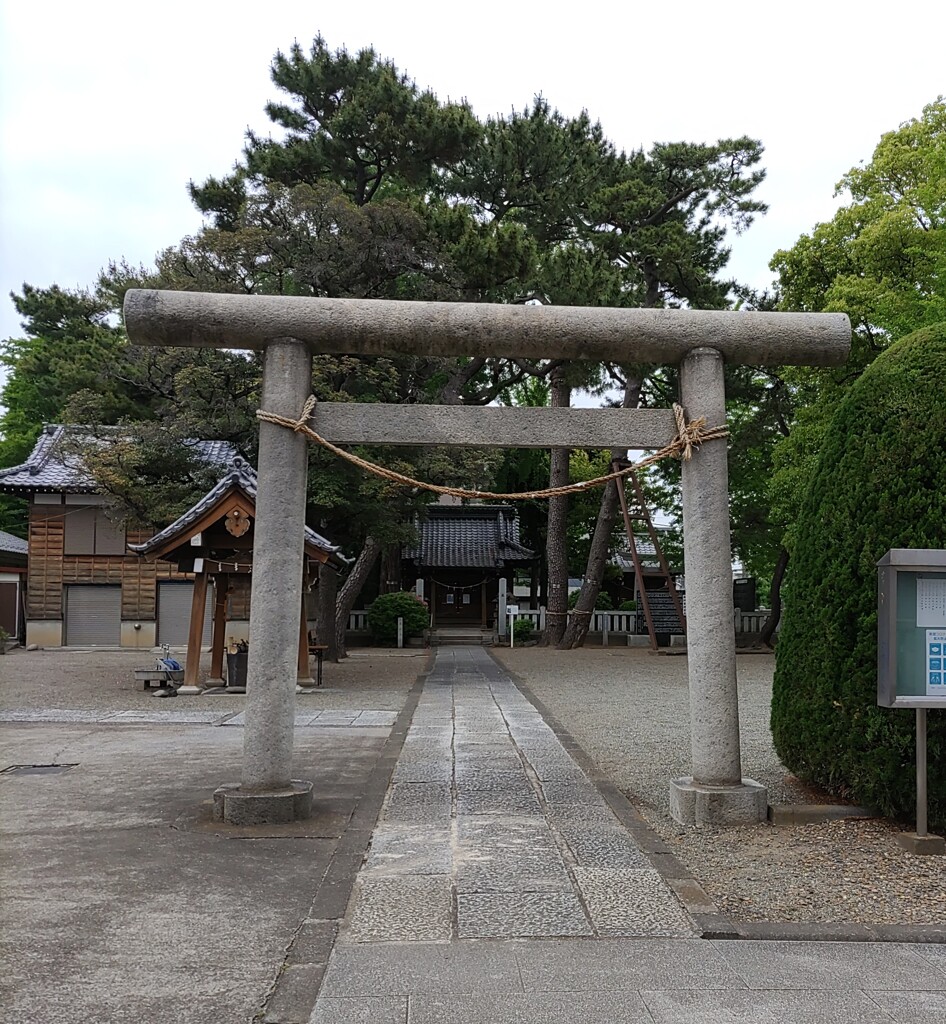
[130,456,346,691]
[402,501,535,629]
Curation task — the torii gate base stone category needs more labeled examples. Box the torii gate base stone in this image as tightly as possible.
[125,291,849,827]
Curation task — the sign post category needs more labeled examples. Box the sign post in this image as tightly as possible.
[877,548,946,855]
[507,605,519,648]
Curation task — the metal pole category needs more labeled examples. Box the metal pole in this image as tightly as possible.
[917,707,928,838]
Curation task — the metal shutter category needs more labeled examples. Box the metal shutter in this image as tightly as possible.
[64,585,121,646]
[157,582,214,647]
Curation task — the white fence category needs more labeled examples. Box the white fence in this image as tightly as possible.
[346,606,774,635]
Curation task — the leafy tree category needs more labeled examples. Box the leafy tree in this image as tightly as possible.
[763,98,946,634]
[771,323,946,827]
[558,137,768,648]
[367,590,429,644]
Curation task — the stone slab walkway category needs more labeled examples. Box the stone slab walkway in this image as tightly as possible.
[339,646,696,944]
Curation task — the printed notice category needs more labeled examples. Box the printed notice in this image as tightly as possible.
[927,630,946,697]
[917,578,946,627]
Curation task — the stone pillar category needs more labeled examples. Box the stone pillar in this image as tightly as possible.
[214,339,313,825]
[669,347,767,827]
[498,577,508,637]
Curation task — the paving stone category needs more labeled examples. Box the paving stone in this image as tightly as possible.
[310,996,408,1024]
[457,891,591,938]
[514,937,745,992]
[456,815,558,851]
[539,778,602,803]
[351,711,397,726]
[262,962,321,1023]
[381,783,452,825]
[709,939,946,990]
[364,825,452,875]
[0,709,101,723]
[455,855,573,894]
[868,991,946,1024]
[390,759,451,783]
[456,782,540,816]
[410,990,654,1024]
[557,825,651,868]
[344,876,452,942]
[573,868,698,937]
[641,988,899,1023]
[108,710,227,724]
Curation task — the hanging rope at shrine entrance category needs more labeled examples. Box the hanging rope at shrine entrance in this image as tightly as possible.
[255,396,729,502]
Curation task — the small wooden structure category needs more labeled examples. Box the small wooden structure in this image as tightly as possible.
[402,502,535,629]
[129,457,345,691]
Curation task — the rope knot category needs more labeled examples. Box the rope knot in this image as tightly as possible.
[671,403,726,461]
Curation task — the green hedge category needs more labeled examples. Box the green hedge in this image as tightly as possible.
[567,588,613,610]
[367,591,429,643]
[771,323,946,827]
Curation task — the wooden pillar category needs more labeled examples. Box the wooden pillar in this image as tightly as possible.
[208,574,228,685]
[481,579,487,628]
[180,572,208,694]
[297,598,314,687]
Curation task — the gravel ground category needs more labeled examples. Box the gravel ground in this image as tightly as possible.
[494,645,946,926]
[0,646,427,713]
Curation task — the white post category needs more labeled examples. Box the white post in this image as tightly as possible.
[415,578,424,601]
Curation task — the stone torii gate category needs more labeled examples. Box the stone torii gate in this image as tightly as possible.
[124,291,850,827]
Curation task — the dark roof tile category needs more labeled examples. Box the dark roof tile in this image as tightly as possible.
[404,504,534,568]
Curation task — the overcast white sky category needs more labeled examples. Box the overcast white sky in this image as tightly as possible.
[1,0,943,346]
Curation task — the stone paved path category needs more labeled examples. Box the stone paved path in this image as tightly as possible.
[341,646,696,943]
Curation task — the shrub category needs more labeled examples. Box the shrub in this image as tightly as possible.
[618,599,638,612]
[367,591,429,644]
[567,589,613,610]
[771,324,946,827]
[512,617,533,645]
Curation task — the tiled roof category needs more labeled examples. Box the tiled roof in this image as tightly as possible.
[128,456,347,567]
[404,504,535,569]
[0,530,28,555]
[0,426,236,494]
[612,540,680,574]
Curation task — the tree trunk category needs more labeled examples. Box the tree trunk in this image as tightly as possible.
[759,547,789,649]
[335,536,382,659]
[558,481,619,649]
[316,561,340,663]
[560,375,642,650]
[380,544,401,594]
[542,367,571,646]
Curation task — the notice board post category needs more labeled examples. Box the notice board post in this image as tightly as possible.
[877,548,946,855]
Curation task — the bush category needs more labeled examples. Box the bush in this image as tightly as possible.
[367,591,429,644]
[771,324,946,827]
[618,599,638,612]
[567,588,613,610]
[512,617,533,645]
